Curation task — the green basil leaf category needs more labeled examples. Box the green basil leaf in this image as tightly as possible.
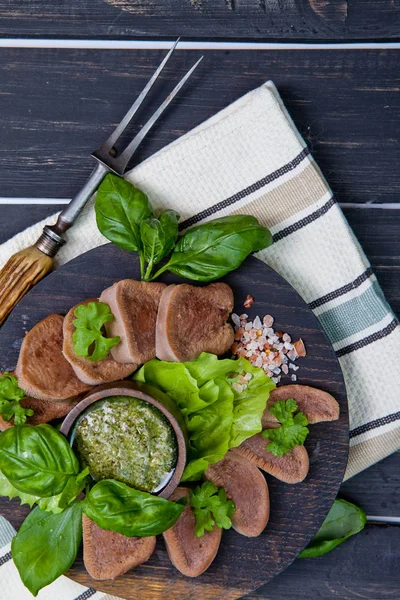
[0,424,80,497]
[140,209,180,268]
[95,173,153,252]
[158,209,180,256]
[12,502,83,596]
[82,479,184,537]
[300,499,367,558]
[140,218,166,265]
[164,215,272,281]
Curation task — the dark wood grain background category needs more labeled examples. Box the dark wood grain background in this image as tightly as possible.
[0,0,399,598]
[0,0,399,41]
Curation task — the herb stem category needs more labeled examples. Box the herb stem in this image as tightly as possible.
[148,262,170,281]
[144,260,154,282]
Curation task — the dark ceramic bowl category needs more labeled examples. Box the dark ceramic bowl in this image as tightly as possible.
[60,380,188,499]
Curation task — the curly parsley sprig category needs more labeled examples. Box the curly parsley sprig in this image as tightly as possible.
[190,481,235,538]
[262,398,309,456]
[0,372,33,425]
[72,301,120,362]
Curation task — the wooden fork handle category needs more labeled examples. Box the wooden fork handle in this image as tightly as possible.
[0,246,53,326]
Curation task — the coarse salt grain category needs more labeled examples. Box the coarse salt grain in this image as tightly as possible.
[253,316,262,330]
[263,315,274,327]
[291,374,297,382]
[232,382,244,393]
[231,309,307,383]
[231,313,241,327]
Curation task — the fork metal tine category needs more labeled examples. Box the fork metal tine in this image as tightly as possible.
[99,38,180,154]
[113,56,204,174]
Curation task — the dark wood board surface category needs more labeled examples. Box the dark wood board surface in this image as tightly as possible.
[0,0,399,41]
[0,244,349,599]
[0,49,399,204]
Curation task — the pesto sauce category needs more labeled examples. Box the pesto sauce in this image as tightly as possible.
[72,396,177,493]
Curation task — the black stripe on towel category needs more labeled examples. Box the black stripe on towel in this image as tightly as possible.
[0,551,12,566]
[350,410,400,438]
[336,318,398,358]
[308,267,374,310]
[74,589,97,600]
[179,147,310,230]
[272,196,335,243]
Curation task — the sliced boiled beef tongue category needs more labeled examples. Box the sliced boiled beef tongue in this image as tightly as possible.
[82,515,156,580]
[205,451,270,537]
[62,298,137,385]
[262,384,340,427]
[99,279,166,364]
[15,314,92,401]
[163,487,222,577]
[156,282,234,362]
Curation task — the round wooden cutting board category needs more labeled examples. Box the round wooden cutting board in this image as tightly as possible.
[0,244,348,600]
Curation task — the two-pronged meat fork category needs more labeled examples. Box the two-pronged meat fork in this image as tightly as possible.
[0,40,202,325]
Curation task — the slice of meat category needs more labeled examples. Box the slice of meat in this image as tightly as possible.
[99,280,166,364]
[262,385,340,427]
[0,396,76,430]
[15,314,92,401]
[82,515,156,580]
[63,299,137,385]
[156,283,234,362]
[205,451,269,537]
[232,433,309,484]
[163,487,222,577]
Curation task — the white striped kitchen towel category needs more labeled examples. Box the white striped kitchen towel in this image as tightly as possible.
[0,80,398,483]
[0,516,123,600]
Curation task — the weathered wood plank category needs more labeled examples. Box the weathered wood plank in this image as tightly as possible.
[340,450,400,517]
[0,0,399,41]
[247,526,400,599]
[0,49,399,202]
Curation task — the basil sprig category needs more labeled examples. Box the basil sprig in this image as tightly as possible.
[12,502,83,597]
[300,498,367,558]
[95,174,272,282]
[0,423,185,595]
[83,479,184,537]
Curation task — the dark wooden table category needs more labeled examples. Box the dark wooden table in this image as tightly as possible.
[0,1,399,599]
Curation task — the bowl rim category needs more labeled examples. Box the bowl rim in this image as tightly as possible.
[60,380,187,499]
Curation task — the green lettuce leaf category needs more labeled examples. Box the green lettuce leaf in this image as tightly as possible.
[134,353,275,481]
[133,360,209,415]
[183,379,234,481]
